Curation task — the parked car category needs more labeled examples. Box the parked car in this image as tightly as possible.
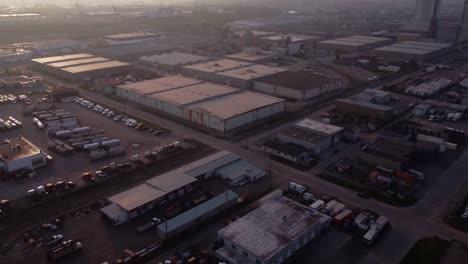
[95,171,106,178]
[81,172,95,182]
[47,234,64,247]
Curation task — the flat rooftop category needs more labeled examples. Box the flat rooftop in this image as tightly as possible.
[374,41,452,55]
[118,76,202,95]
[108,183,166,212]
[218,197,330,262]
[48,57,110,68]
[141,52,209,66]
[224,52,273,62]
[319,35,391,47]
[255,71,341,91]
[295,118,344,136]
[218,64,287,80]
[188,91,285,120]
[32,53,95,64]
[262,34,320,42]
[183,59,251,73]
[0,137,42,161]
[279,126,326,144]
[145,171,197,192]
[61,61,131,74]
[105,32,159,40]
[149,82,240,106]
[107,151,241,212]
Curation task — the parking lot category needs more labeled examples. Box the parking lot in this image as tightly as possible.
[0,98,181,201]
[0,175,272,264]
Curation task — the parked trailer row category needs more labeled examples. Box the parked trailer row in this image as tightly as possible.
[89,146,126,161]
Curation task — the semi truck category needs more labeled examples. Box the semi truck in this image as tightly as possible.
[362,216,388,245]
[47,240,82,261]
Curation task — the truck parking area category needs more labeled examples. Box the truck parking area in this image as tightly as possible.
[0,98,180,202]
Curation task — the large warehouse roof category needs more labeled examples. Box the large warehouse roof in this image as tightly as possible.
[320,35,391,46]
[188,92,285,120]
[183,59,251,73]
[218,197,330,262]
[141,52,209,66]
[61,60,131,74]
[218,64,287,80]
[373,41,452,55]
[149,82,241,106]
[32,53,94,64]
[146,172,197,192]
[224,52,273,62]
[106,151,258,212]
[108,183,166,211]
[295,119,344,136]
[118,76,202,95]
[262,34,320,43]
[105,32,159,40]
[255,71,341,91]
[48,57,110,68]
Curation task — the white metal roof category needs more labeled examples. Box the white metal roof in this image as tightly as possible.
[183,59,251,73]
[149,82,241,106]
[218,197,330,262]
[188,91,285,120]
[374,41,452,55]
[32,53,95,64]
[218,64,287,80]
[319,35,391,47]
[61,61,131,74]
[140,52,209,66]
[118,76,202,95]
[295,118,344,136]
[145,172,197,192]
[108,183,166,211]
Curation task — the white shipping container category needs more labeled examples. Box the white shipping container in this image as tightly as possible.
[310,199,325,210]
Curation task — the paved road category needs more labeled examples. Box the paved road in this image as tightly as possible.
[75,88,468,264]
[30,67,468,263]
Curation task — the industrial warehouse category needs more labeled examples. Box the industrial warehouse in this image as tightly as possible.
[101,151,264,225]
[335,89,396,122]
[216,64,287,89]
[317,35,393,53]
[31,53,132,81]
[260,34,321,55]
[116,76,285,134]
[0,136,47,174]
[216,196,331,264]
[253,71,344,100]
[140,52,210,71]
[372,41,454,61]
[181,59,252,83]
[104,32,160,45]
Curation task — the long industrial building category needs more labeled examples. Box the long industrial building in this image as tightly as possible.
[318,35,393,53]
[372,41,453,61]
[116,76,286,134]
[253,71,344,101]
[216,196,331,264]
[31,53,132,81]
[181,58,287,89]
[181,59,252,83]
[216,64,287,89]
[100,151,264,225]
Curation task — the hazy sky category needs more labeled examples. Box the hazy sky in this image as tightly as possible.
[0,0,464,8]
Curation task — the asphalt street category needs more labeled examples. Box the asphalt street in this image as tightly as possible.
[27,68,468,263]
[75,88,468,264]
